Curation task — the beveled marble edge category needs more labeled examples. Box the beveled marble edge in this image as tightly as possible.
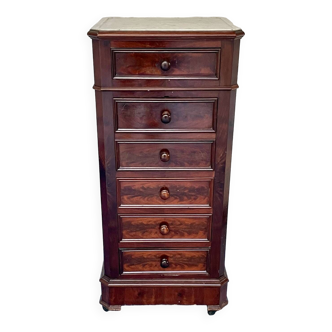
[90,17,241,32]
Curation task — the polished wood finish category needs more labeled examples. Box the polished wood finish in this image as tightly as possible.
[101,272,227,286]
[117,142,213,169]
[118,179,212,206]
[91,39,239,89]
[115,98,216,132]
[95,85,238,91]
[121,250,208,273]
[101,284,221,306]
[119,215,211,241]
[100,270,229,306]
[89,17,244,313]
[94,91,119,279]
[110,40,226,49]
[113,49,219,79]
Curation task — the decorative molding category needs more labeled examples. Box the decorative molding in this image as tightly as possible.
[93,84,239,91]
[100,277,228,288]
[88,30,245,40]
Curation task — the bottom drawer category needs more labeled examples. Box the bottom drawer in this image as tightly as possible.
[121,250,208,274]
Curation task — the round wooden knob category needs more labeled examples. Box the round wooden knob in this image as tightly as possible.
[161,60,170,71]
[160,187,170,200]
[159,223,169,235]
[161,110,171,124]
[160,149,170,162]
[160,257,169,268]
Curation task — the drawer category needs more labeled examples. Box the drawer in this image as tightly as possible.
[119,215,211,241]
[121,250,208,274]
[112,49,220,80]
[115,98,216,132]
[117,142,213,170]
[118,179,212,207]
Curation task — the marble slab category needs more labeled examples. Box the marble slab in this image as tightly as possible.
[91,17,241,32]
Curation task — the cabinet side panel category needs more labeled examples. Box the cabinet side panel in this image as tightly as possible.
[103,91,119,278]
[231,39,241,85]
[219,39,234,86]
[220,90,237,272]
[92,40,101,86]
[95,91,111,277]
[209,91,229,278]
[99,39,113,87]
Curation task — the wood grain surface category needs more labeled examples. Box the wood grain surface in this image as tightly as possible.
[89,17,244,311]
[120,215,211,240]
[116,98,215,131]
[121,250,208,273]
[102,284,221,306]
[113,50,219,79]
[118,179,212,206]
[117,142,213,169]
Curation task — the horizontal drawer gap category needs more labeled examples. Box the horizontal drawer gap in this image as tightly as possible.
[113,76,219,80]
[116,130,215,133]
[121,271,209,274]
[119,242,210,248]
[113,97,217,101]
[118,168,213,171]
[115,171,215,178]
[119,239,210,243]
[115,141,214,143]
[117,177,213,181]
[119,205,211,207]
[120,248,209,252]
[112,49,220,52]
[93,84,239,91]
[119,214,212,217]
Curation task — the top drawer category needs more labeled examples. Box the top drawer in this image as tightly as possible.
[113,49,220,80]
[93,35,240,90]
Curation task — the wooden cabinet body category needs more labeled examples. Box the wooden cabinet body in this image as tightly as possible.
[88,17,244,314]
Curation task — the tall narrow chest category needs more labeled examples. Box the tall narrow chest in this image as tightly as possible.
[88,17,244,315]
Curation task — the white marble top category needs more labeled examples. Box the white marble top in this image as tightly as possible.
[90,17,241,32]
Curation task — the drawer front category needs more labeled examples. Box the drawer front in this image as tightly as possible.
[113,49,219,79]
[121,250,208,273]
[118,179,212,207]
[119,215,211,241]
[117,142,213,170]
[115,98,216,132]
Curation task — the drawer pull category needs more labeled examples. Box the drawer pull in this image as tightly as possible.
[161,60,171,71]
[161,110,171,124]
[160,257,169,268]
[160,187,170,200]
[160,149,170,162]
[159,223,170,235]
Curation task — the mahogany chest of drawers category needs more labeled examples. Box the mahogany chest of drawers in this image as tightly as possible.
[88,17,244,315]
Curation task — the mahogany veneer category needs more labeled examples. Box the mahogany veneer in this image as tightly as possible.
[88,16,244,315]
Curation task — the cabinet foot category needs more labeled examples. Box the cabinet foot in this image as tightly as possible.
[100,298,122,312]
[207,305,219,315]
[207,302,228,315]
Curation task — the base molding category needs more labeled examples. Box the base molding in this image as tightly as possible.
[100,276,228,288]
[100,266,228,310]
